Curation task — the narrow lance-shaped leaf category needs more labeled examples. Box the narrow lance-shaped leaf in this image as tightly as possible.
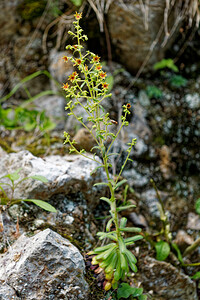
[116,204,136,212]
[29,175,48,183]
[22,199,57,213]
[114,179,127,191]
[119,227,142,233]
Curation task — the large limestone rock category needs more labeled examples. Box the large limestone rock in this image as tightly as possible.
[0,149,107,208]
[107,0,179,73]
[136,256,198,300]
[0,228,89,299]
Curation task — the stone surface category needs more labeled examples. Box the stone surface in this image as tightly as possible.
[107,0,180,73]
[0,149,107,208]
[122,168,149,188]
[140,189,169,219]
[187,213,200,231]
[137,256,198,300]
[0,282,20,300]
[0,228,89,299]
[49,50,74,91]
[34,95,66,129]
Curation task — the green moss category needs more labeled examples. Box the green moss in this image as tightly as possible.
[154,136,165,146]
[0,138,16,154]
[18,0,47,20]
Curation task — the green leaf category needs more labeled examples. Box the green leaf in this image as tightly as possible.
[105,75,114,92]
[195,198,200,215]
[117,283,143,299]
[120,217,127,228]
[155,240,170,261]
[124,235,143,244]
[146,85,163,99]
[153,59,178,72]
[3,168,22,182]
[171,243,184,264]
[94,182,108,187]
[191,271,200,280]
[116,204,136,212]
[138,295,147,300]
[90,166,104,176]
[114,179,127,191]
[23,199,57,212]
[119,227,142,233]
[29,175,48,183]
[69,0,82,6]
[170,75,187,88]
[106,218,113,232]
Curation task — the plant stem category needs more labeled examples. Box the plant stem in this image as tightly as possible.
[183,237,200,258]
[103,158,120,242]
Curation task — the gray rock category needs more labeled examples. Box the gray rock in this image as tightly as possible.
[65,104,89,135]
[107,1,181,73]
[0,228,89,299]
[184,93,200,109]
[0,282,20,300]
[140,189,168,219]
[137,256,198,300]
[0,150,107,209]
[187,213,200,231]
[33,95,66,129]
[138,90,151,108]
[122,168,149,188]
[49,50,74,91]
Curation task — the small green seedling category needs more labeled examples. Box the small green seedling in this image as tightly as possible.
[0,168,56,212]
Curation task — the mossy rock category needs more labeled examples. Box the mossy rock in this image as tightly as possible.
[17,0,47,20]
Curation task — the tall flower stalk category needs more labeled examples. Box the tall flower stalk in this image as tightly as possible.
[63,12,143,291]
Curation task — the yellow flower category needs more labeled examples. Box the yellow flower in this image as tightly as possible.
[93,55,100,63]
[69,71,78,81]
[62,56,68,62]
[102,82,109,89]
[99,72,106,79]
[62,83,69,90]
[96,64,102,71]
[74,12,82,20]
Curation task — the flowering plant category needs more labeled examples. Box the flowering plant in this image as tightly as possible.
[63,12,144,293]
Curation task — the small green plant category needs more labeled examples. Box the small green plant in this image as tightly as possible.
[117,283,147,299]
[145,180,200,269]
[170,75,187,88]
[146,85,163,99]
[0,168,56,212]
[195,198,200,215]
[153,58,178,72]
[62,12,144,292]
[0,105,56,133]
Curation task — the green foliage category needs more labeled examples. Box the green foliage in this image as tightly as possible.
[145,181,200,268]
[70,0,83,6]
[195,198,200,214]
[191,272,200,280]
[105,75,114,93]
[117,283,146,299]
[0,168,56,212]
[18,0,47,20]
[0,70,61,104]
[153,59,178,72]
[146,85,162,99]
[170,75,187,88]
[0,105,56,133]
[155,240,170,261]
[62,13,143,291]
[49,0,62,17]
